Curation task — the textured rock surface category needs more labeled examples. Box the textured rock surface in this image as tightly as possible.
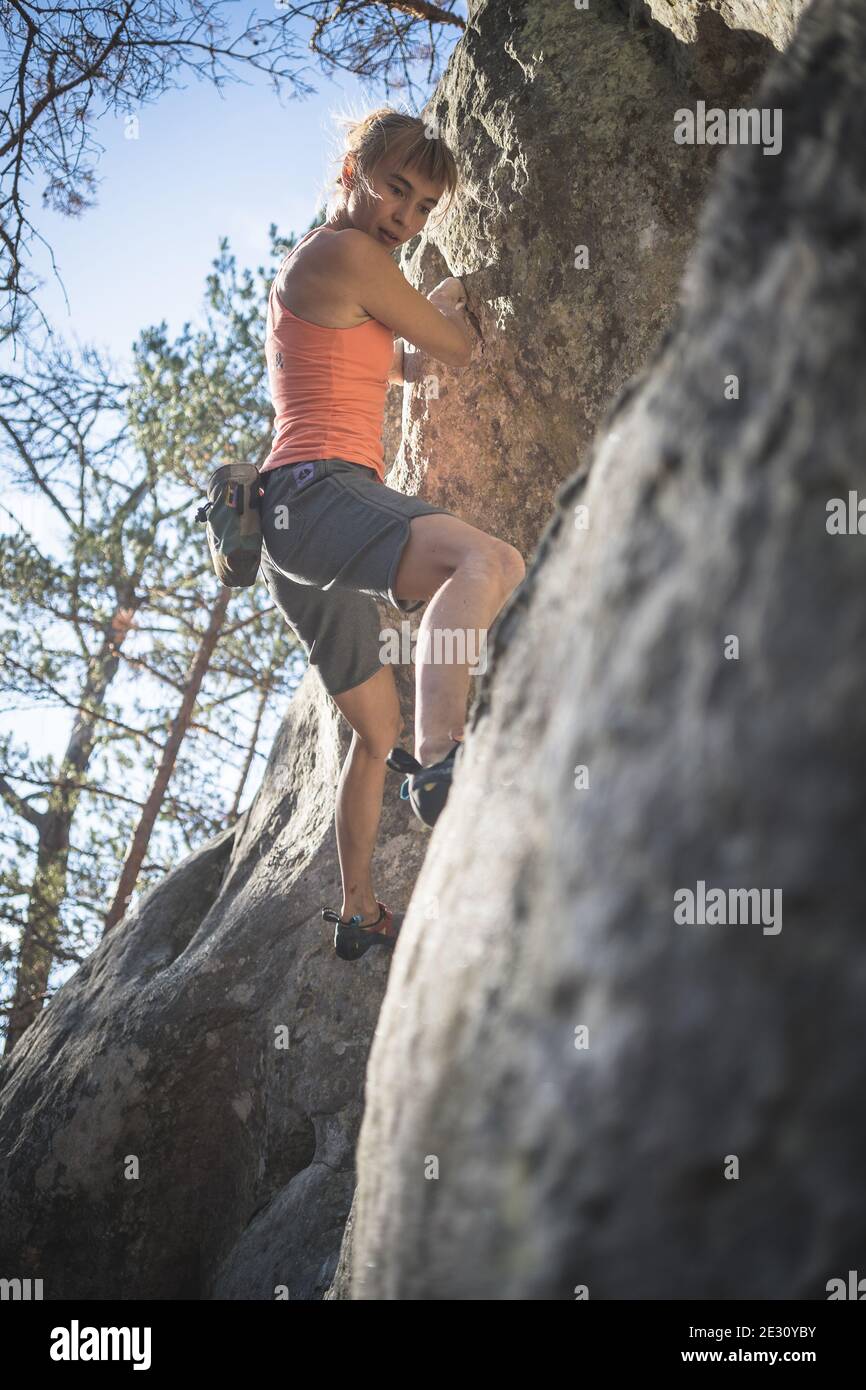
[0,0,800,1299]
[0,680,431,1299]
[344,0,866,1299]
[641,0,809,50]
[384,0,768,543]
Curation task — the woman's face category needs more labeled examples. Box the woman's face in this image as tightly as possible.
[344,159,445,250]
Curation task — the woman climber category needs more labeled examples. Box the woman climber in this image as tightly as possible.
[259,107,525,959]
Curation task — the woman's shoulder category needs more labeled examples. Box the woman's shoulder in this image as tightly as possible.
[299,225,366,255]
[275,227,378,328]
[311,226,391,266]
[276,226,358,288]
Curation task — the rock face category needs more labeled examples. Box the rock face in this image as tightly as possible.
[342,0,866,1299]
[641,0,808,50]
[0,0,819,1299]
[0,684,433,1299]
[386,0,773,545]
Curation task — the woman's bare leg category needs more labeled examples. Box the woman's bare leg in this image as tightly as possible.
[326,519,525,921]
[413,558,521,765]
[329,665,402,926]
[391,514,526,767]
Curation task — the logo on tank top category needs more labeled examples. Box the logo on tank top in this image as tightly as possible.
[274,350,283,370]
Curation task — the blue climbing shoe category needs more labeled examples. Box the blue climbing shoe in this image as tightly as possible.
[385,741,463,829]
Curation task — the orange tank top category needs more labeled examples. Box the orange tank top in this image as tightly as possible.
[261,226,394,482]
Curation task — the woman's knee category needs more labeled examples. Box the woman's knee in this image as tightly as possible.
[353,713,403,760]
[462,538,525,594]
[497,542,526,588]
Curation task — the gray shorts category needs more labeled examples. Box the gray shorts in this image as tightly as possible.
[259,457,455,696]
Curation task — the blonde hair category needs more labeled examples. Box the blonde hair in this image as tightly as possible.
[321,106,459,230]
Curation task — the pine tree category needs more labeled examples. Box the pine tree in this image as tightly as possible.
[0,233,304,1051]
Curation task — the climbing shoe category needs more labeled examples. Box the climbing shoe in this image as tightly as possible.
[385,741,463,829]
[322,900,404,961]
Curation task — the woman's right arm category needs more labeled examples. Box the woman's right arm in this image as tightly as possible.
[331,229,474,369]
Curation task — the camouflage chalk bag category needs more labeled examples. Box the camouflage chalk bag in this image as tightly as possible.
[195,461,263,588]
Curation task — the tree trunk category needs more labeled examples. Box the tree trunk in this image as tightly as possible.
[228,676,270,822]
[3,601,139,1055]
[103,586,231,933]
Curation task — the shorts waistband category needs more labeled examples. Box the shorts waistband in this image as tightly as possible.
[262,458,378,493]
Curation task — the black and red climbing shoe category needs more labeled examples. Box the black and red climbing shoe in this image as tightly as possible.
[385,740,463,829]
[322,900,404,961]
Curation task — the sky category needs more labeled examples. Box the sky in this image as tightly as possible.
[21,32,434,367]
[18,0,468,365]
[1,5,467,795]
